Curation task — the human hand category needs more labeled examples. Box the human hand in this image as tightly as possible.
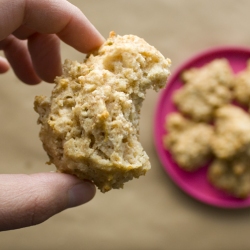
[0,173,96,231]
[0,0,105,84]
[0,0,104,231]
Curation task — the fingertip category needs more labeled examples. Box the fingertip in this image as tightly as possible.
[23,75,42,85]
[2,35,42,85]
[0,57,10,73]
[56,5,105,53]
[68,181,96,208]
[84,27,106,52]
[28,33,62,83]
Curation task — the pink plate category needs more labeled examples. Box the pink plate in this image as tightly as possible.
[154,46,250,208]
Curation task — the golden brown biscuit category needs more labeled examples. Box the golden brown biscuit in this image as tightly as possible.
[233,60,250,106]
[174,59,234,122]
[208,155,250,198]
[163,113,213,171]
[34,32,171,192]
[211,105,250,159]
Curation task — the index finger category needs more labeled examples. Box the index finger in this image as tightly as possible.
[0,0,105,53]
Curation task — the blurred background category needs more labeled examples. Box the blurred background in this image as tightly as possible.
[2,0,250,249]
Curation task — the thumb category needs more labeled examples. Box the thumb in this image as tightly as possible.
[0,173,96,231]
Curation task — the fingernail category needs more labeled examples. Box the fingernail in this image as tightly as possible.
[68,182,96,208]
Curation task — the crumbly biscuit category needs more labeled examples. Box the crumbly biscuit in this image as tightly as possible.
[34,32,171,192]
[163,113,213,171]
[208,155,250,198]
[211,105,250,159]
[174,59,234,122]
[233,60,250,106]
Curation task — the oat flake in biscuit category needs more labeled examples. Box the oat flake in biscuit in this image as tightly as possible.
[34,32,171,192]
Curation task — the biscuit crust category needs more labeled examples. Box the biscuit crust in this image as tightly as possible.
[174,59,234,122]
[164,113,213,171]
[211,105,250,159]
[208,156,250,198]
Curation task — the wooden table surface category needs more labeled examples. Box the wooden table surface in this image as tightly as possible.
[1,1,250,249]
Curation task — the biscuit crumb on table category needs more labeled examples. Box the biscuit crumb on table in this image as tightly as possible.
[34,31,171,192]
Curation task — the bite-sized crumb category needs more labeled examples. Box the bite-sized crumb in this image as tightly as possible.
[34,32,171,192]
[163,113,213,171]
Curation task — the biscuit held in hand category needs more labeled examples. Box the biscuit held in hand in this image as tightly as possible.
[34,32,171,192]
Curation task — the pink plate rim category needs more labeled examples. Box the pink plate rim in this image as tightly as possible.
[154,46,250,209]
